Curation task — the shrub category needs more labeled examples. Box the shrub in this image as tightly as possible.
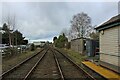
[31,44,35,51]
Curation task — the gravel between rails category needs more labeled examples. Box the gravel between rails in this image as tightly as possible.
[2,49,47,80]
[29,50,61,79]
[55,50,86,80]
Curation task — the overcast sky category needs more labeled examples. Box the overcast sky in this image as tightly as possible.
[0,1,119,42]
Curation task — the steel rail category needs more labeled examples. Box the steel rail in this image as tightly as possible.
[23,49,48,80]
[52,49,65,80]
[1,49,45,79]
[54,48,96,80]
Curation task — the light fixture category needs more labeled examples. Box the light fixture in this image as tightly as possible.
[101,30,104,35]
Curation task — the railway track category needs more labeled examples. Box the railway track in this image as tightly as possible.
[52,48,96,80]
[1,48,48,80]
[1,46,96,80]
[26,49,62,79]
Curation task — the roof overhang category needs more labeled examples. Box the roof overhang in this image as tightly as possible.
[95,22,120,31]
[95,14,120,31]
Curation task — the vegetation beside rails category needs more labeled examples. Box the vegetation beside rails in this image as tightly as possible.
[60,48,88,65]
[2,48,41,73]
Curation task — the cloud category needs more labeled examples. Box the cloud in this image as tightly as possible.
[1,2,118,42]
[66,2,118,25]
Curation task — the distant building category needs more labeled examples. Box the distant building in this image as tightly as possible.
[33,42,41,46]
[33,41,45,47]
[95,14,120,73]
[71,38,99,56]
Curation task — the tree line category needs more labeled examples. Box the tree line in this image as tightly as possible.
[1,23,28,46]
[53,33,68,48]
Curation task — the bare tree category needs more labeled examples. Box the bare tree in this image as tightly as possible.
[68,28,73,41]
[89,30,99,40]
[7,14,12,46]
[60,28,68,37]
[3,13,16,46]
[67,27,78,41]
[70,12,92,38]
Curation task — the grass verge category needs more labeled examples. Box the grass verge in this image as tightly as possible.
[60,48,88,65]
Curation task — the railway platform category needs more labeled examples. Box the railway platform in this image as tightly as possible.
[82,61,120,80]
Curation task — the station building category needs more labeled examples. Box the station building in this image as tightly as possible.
[95,14,120,73]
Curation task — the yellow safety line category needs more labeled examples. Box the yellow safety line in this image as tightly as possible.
[82,61,120,80]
